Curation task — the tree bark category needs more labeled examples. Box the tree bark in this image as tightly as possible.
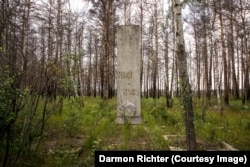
[228,11,239,99]
[218,0,229,105]
[87,30,92,96]
[173,0,197,150]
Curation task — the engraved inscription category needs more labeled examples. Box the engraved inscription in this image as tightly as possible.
[117,71,132,79]
[123,88,139,96]
[116,26,141,124]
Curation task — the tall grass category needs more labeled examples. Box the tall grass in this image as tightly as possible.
[12,97,250,166]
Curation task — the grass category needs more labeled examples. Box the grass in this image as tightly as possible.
[14,96,250,166]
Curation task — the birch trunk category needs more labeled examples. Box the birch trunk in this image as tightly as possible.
[173,0,197,150]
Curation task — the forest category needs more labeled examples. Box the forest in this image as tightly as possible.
[0,0,250,166]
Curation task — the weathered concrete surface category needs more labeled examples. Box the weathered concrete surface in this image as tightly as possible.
[116,25,141,124]
[163,135,238,151]
[221,141,238,151]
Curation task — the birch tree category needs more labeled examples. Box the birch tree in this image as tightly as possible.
[173,0,197,150]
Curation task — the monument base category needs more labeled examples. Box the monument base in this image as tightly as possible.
[116,116,142,125]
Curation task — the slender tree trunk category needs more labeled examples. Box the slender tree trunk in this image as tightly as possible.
[202,10,210,100]
[94,35,99,97]
[208,37,213,99]
[173,0,197,150]
[194,31,201,99]
[100,0,114,99]
[165,16,172,107]
[139,0,144,97]
[228,11,239,99]
[87,30,92,96]
[152,3,158,99]
[214,41,222,113]
[146,54,150,98]
[170,51,175,98]
[241,36,246,104]
[78,25,84,96]
[218,0,229,105]
[171,9,177,98]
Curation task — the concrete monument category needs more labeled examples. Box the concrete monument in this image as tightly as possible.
[116,25,141,124]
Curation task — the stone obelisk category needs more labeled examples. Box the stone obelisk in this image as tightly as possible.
[116,25,141,124]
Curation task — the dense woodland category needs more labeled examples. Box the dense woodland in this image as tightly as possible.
[0,0,250,166]
[1,0,250,102]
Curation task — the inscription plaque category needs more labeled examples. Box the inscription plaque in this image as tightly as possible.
[116,25,141,124]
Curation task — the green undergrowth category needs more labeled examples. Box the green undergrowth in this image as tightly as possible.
[14,97,250,166]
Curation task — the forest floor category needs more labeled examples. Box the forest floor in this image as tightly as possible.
[24,97,250,166]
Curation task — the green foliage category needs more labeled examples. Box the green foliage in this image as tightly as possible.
[195,99,250,150]
[62,111,81,137]
[0,68,43,166]
[2,96,250,166]
[0,77,15,129]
